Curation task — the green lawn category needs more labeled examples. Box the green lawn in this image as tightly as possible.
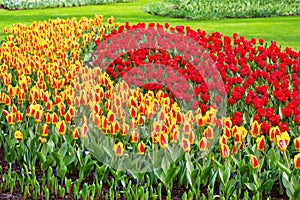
[0,0,299,50]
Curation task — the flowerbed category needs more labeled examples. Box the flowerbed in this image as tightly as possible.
[1,0,134,10]
[0,16,300,199]
[143,0,300,20]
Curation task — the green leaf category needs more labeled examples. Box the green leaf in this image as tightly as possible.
[63,154,75,166]
[51,152,63,167]
[276,161,291,176]
[245,182,257,192]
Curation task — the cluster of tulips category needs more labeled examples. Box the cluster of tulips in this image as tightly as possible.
[0,15,300,199]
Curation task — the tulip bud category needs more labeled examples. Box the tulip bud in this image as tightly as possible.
[250,154,259,169]
[294,137,300,151]
[294,153,300,170]
[14,130,23,141]
[114,142,124,157]
[138,141,145,155]
[56,121,66,136]
[256,135,265,151]
[181,138,191,153]
[41,123,49,137]
[204,126,213,139]
[250,121,261,138]
[220,144,229,159]
[199,137,209,152]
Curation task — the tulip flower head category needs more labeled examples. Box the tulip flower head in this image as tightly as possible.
[250,154,259,169]
[294,153,300,170]
[14,130,23,141]
[114,142,124,157]
[199,137,209,152]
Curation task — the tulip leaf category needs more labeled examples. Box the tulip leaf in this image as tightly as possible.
[245,182,257,192]
[276,161,291,176]
[63,154,76,166]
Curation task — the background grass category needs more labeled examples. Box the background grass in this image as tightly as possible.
[0,0,299,50]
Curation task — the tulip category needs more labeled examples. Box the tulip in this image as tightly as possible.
[294,137,300,151]
[114,142,124,157]
[222,117,232,129]
[152,131,160,144]
[137,114,143,126]
[181,138,191,152]
[39,137,47,144]
[250,154,259,169]
[220,144,229,159]
[72,129,79,140]
[14,130,23,141]
[137,141,145,155]
[250,121,261,138]
[41,123,49,137]
[223,126,231,138]
[256,135,265,151]
[6,112,14,125]
[130,131,138,144]
[65,111,72,124]
[276,132,290,151]
[15,111,23,123]
[294,153,300,170]
[52,113,58,124]
[109,121,120,136]
[121,124,129,136]
[81,124,88,139]
[232,145,237,154]
[34,110,44,123]
[129,106,138,118]
[170,129,178,143]
[204,126,213,139]
[199,137,209,152]
[269,126,281,142]
[220,135,228,145]
[107,110,115,123]
[56,121,66,136]
[159,133,168,149]
[197,114,205,127]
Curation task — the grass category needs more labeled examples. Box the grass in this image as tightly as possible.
[0,0,299,50]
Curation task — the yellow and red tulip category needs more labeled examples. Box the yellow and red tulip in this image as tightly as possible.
[56,120,66,136]
[256,135,265,151]
[14,130,23,141]
[222,117,232,129]
[199,137,209,152]
[204,126,213,139]
[294,153,300,170]
[41,123,49,137]
[52,113,58,124]
[15,111,23,123]
[72,129,79,140]
[159,132,168,149]
[250,154,259,169]
[181,138,191,152]
[269,126,281,142]
[130,131,138,144]
[250,120,261,138]
[276,131,290,151]
[220,144,230,159]
[81,123,88,139]
[114,142,124,157]
[107,110,115,123]
[137,141,145,155]
[294,137,300,151]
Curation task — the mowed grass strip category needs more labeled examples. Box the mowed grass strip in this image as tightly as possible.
[0,0,299,50]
